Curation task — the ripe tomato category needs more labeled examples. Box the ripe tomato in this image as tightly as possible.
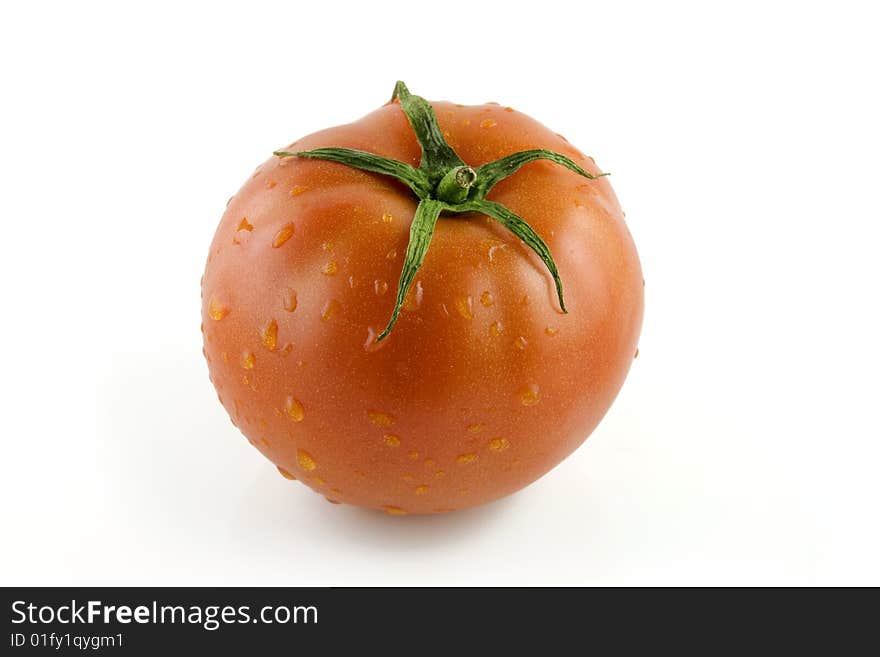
[201,83,643,515]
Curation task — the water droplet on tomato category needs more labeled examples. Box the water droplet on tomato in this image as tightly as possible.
[277,466,297,480]
[414,485,429,495]
[272,223,294,248]
[367,410,396,427]
[322,261,338,276]
[297,449,317,471]
[455,296,474,319]
[403,280,424,311]
[456,453,477,464]
[321,299,340,321]
[520,384,540,406]
[208,297,229,321]
[384,434,401,447]
[374,279,388,295]
[285,396,305,422]
[283,288,297,312]
[241,351,255,369]
[261,319,278,351]
[480,291,494,307]
[488,438,510,452]
[382,505,407,516]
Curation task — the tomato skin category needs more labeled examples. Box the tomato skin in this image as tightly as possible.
[202,100,643,514]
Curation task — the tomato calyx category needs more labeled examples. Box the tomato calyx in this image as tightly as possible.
[273,81,608,341]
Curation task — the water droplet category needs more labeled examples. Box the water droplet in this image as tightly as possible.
[490,321,504,337]
[238,217,253,232]
[503,106,514,112]
[514,336,528,350]
[280,343,293,356]
[285,396,305,422]
[488,437,510,452]
[467,423,485,433]
[382,505,407,516]
[424,457,435,467]
[456,453,477,464]
[321,261,338,276]
[325,497,341,504]
[382,212,393,223]
[277,466,297,480]
[297,449,317,471]
[462,119,471,127]
[241,351,255,369]
[545,326,559,337]
[455,296,473,319]
[435,471,446,479]
[402,474,414,482]
[374,279,388,295]
[634,348,640,359]
[265,180,277,189]
[283,288,298,312]
[386,248,398,260]
[480,291,494,307]
[403,280,424,311]
[480,119,497,128]
[290,185,308,197]
[384,434,401,447]
[321,299,340,321]
[415,485,429,495]
[407,450,419,460]
[221,351,229,362]
[312,476,326,485]
[348,275,357,289]
[367,410,396,427]
[487,243,507,263]
[261,319,278,351]
[363,327,386,353]
[272,223,295,248]
[208,297,229,321]
[520,384,540,406]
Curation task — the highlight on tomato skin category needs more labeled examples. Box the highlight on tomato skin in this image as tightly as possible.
[201,82,643,516]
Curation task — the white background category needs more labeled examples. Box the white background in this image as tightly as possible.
[1,1,878,586]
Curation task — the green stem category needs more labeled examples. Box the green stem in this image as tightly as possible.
[435,166,476,204]
[278,82,609,340]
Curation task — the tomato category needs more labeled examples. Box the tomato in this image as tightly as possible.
[201,83,643,515]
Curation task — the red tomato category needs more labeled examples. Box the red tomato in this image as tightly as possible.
[201,83,643,514]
